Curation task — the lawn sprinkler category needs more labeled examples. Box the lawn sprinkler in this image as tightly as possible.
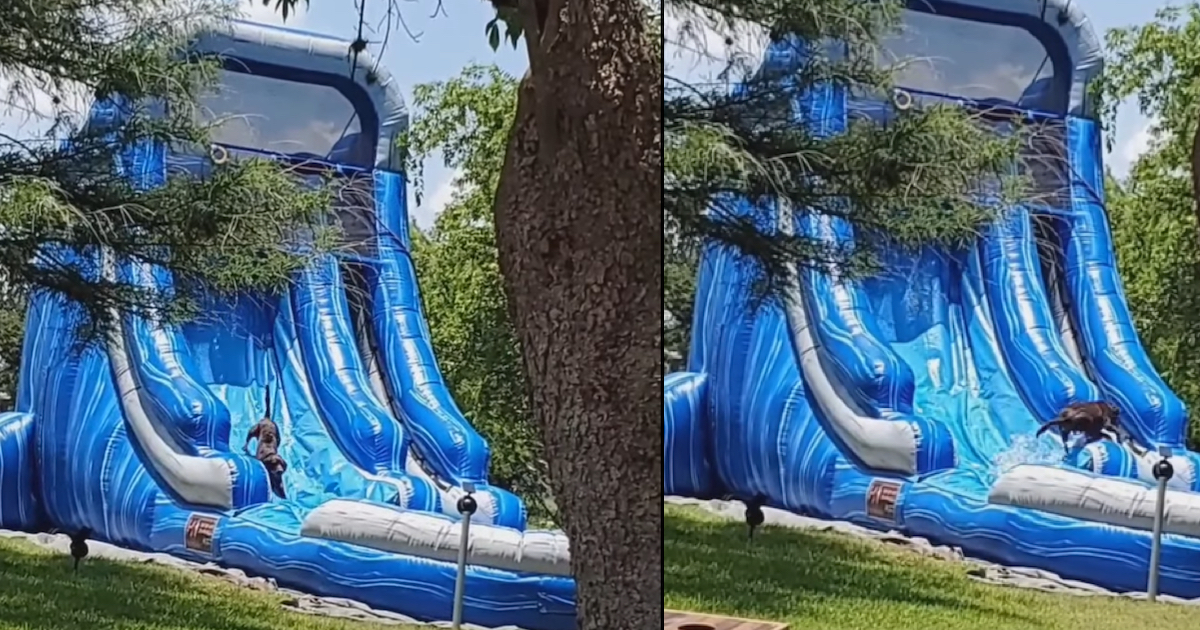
[451,481,478,630]
[1148,445,1173,602]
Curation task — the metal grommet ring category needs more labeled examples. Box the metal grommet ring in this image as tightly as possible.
[892,89,913,111]
[210,144,229,164]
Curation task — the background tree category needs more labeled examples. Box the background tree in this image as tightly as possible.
[0,275,26,408]
[403,65,554,523]
[664,240,697,373]
[1096,3,1200,448]
[0,0,334,352]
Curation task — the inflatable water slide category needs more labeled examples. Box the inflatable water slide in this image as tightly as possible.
[664,0,1200,598]
[0,20,574,630]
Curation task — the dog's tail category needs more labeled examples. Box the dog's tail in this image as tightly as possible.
[1036,419,1064,438]
[264,388,271,418]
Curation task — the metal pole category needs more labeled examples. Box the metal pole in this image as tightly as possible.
[1148,447,1174,602]
[451,482,478,630]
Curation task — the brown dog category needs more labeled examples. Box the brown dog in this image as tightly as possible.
[1036,401,1121,451]
[244,391,287,499]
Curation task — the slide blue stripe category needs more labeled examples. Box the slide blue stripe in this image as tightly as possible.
[980,205,1101,420]
[291,255,439,511]
[363,171,526,529]
[1059,117,1189,450]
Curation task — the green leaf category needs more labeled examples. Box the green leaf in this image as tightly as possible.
[486,18,501,51]
[504,20,524,49]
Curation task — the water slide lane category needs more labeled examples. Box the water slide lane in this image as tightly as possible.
[290,255,440,512]
[1056,117,1200,486]
[182,293,398,509]
[120,261,270,509]
[362,170,526,528]
[100,137,265,511]
[781,81,952,477]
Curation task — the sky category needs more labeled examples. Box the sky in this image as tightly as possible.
[664,0,1171,180]
[0,0,529,228]
[1080,1,1168,177]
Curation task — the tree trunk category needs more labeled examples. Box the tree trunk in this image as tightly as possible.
[490,0,661,628]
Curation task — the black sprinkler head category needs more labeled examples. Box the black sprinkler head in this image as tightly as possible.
[457,494,478,516]
[1153,458,1175,481]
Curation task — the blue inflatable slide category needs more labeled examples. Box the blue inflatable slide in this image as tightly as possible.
[0,20,574,630]
[665,0,1200,598]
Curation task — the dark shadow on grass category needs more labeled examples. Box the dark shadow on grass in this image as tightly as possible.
[665,507,1046,628]
[0,541,296,630]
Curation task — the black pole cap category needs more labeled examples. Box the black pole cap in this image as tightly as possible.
[457,494,478,515]
[1153,459,1175,481]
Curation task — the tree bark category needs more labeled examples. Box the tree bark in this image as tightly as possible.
[490,0,661,628]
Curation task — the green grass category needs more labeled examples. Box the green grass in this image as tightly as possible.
[665,504,1200,630]
[0,537,425,630]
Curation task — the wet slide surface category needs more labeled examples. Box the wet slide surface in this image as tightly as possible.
[863,248,1064,485]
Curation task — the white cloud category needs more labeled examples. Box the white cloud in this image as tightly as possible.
[1107,117,1158,179]
[407,168,461,228]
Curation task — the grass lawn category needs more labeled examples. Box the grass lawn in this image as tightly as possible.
[0,537,424,630]
[665,504,1199,630]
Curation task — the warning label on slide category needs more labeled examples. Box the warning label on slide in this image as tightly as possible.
[184,514,219,555]
[866,479,903,522]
